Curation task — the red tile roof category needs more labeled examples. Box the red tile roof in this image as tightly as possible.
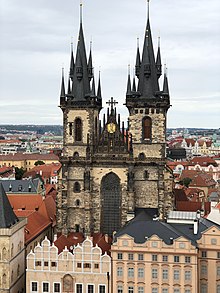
[176,201,211,215]
[23,163,61,181]
[180,170,216,187]
[189,156,218,167]
[0,153,59,161]
[8,194,43,212]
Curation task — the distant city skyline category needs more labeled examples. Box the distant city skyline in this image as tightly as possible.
[0,0,219,127]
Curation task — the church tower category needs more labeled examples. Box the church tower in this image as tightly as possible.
[125,0,172,217]
[57,2,173,236]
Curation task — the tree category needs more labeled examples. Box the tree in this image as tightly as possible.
[34,160,45,166]
[181,177,192,188]
[15,167,25,180]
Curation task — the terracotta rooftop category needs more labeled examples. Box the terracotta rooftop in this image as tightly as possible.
[0,153,59,161]
[189,156,218,167]
[180,170,216,187]
[176,201,211,215]
[23,163,61,181]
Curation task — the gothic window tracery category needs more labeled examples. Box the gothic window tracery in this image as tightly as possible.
[75,118,82,142]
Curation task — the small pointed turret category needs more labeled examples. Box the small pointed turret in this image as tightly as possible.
[126,65,132,96]
[75,43,83,80]
[67,78,71,94]
[60,68,66,105]
[88,41,93,81]
[135,38,141,78]
[156,36,162,78]
[69,42,74,80]
[91,76,96,96]
[132,75,136,92]
[163,66,170,104]
[97,71,102,99]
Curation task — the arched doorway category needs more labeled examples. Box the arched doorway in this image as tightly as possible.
[101,172,121,235]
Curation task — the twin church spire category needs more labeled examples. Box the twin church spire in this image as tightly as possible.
[127,0,170,108]
[60,3,102,109]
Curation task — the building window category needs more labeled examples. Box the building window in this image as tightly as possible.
[217,252,220,259]
[162,269,168,280]
[142,117,152,140]
[152,254,158,261]
[162,289,168,293]
[201,265,207,275]
[174,289,180,293]
[35,261,41,266]
[138,267,144,278]
[51,262,57,267]
[138,287,144,293]
[54,283,60,293]
[200,284,207,293]
[84,263,91,268]
[117,253,123,260]
[73,182,81,193]
[217,266,220,276]
[75,118,82,142]
[76,284,83,293]
[179,243,185,249]
[43,283,49,292]
[211,238,217,245]
[128,267,134,278]
[44,261,49,266]
[152,289,158,293]
[185,290,191,293]
[94,263,99,269]
[152,241,158,248]
[202,251,207,258]
[88,285,94,293]
[152,268,158,279]
[75,199,80,206]
[144,170,149,180]
[185,256,191,263]
[117,267,123,277]
[117,285,123,293]
[31,282,38,292]
[69,123,73,135]
[185,270,191,281]
[128,287,134,293]
[77,263,82,268]
[138,253,144,261]
[217,285,220,293]
[174,255,180,263]
[174,270,180,280]
[163,255,168,262]
[99,285,105,293]
[128,253,134,260]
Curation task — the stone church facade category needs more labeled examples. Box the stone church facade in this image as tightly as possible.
[57,3,173,236]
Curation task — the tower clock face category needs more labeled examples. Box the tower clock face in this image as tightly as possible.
[107,123,116,133]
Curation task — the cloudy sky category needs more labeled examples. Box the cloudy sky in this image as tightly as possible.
[0,0,219,128]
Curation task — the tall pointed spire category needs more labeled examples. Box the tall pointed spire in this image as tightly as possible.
[126,64,132,96]
[136,0,160,98]
[0,183,18,228]
[88,40,93,81]
[69,42,75,80]
[67,77,72,94]
[60,68,66,105]
[163,66,170,96]
[97,70,102,98]
[91,76,96,96]
[156,36,162,78]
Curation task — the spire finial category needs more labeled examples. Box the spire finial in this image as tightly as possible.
[128,64,131,75]
[158,32,161,48]
[147,0,150,21]
[137,37,139,48]
[80,0,83,24]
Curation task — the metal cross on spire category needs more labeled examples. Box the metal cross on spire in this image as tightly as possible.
[106,97,118,112]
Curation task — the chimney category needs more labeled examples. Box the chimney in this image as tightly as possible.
[196,210,201,219]
[53,234,57,242]
[170,237,174,244]
[193,219,198,235]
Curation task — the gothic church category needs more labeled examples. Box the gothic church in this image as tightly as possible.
[57,2,173,235]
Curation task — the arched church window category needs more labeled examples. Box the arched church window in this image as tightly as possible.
[75,199,80,206]
[17,264,20,277]
[75,224,80,232]
[2,274,6,285]
[75,118,82,142]
[142,117,152,140]
[73,182,81,193]
[69,123,73,136]
[2,247,7,260]
[11,243,14,257]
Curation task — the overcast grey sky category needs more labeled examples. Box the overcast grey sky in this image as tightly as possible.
[0,0,219,128]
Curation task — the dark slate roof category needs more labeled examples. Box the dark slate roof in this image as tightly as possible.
[1,178,40,193]
[114,209,220,247]
[0,183,18,228]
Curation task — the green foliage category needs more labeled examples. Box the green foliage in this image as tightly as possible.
[34,160,45,166]
[182,177,192,188]
[15,167,25,180]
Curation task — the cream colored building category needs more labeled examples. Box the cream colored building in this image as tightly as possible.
[26,237,111,293]
[111,210,220,293]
